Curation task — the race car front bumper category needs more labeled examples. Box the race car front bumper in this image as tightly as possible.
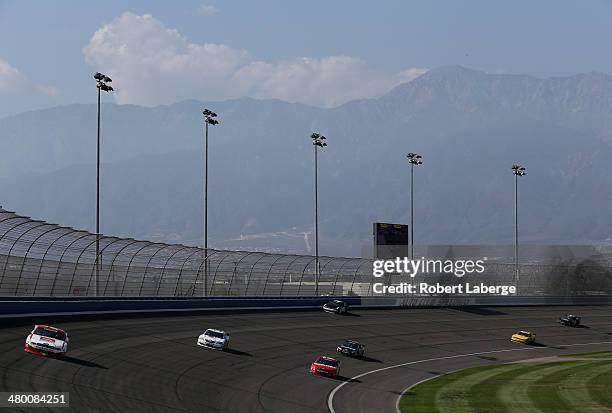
[510,337,533,344]
[197,339,225,350]
[24,343,65,358]
[337,348,357,356]
[311,367,338,377]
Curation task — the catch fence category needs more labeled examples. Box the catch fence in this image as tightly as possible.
[1,208,611,297]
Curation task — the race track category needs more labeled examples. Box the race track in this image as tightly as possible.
[1,305,612,413]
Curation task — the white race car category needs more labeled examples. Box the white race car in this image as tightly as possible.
[197,329,229,350]
[24,325,69,358]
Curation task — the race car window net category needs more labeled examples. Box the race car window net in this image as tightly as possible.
[33,328,66,340]
[317,358,338,367]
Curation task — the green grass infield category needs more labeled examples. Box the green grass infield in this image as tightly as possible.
[399,352,612,413]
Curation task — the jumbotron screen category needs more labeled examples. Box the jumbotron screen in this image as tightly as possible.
[373,222,409,259]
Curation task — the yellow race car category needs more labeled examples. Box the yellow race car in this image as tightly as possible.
[511,331,536,344]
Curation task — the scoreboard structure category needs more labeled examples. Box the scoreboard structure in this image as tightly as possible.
[373,222,409,259]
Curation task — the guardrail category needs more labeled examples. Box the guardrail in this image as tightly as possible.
[0,296,360,317]
[1,295,611,318]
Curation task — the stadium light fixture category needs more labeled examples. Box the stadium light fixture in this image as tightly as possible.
[311,132,327,295]
[512,164,526,290]
[94,71,114,295]
[202,108,219,296]
[406,153,423,259]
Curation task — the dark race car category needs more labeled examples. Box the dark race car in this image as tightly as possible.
[336,340,365,357]
[323,300,349,315]
[559,314,581,327]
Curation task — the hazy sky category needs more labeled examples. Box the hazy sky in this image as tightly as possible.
[1,0,611,117]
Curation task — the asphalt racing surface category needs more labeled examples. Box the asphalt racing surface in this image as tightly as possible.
[1,305,612,413]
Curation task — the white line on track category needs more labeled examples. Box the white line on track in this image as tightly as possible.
[327,340,612,413]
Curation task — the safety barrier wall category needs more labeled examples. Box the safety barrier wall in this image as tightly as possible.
[1,295,611,318]
[0,296,364,317]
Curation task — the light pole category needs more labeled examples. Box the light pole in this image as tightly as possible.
[94,72,113,295]
[406,153,422,260]
[202,109,219,296]
[311,132,327,296]
[512,164,526,290]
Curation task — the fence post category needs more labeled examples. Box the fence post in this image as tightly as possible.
[35,228,74,296]
[279,255,303,296]
[227,252,255,296]
[13,224,59,295]
[70,235,102,296]
[208,251,236,296]
[0,219,44,292]
[175,248,204,296]
[53,232,92,296]
[350,260,370,296]
[84,237,124,295]
[138,245,173,296]
[331,259,351,296]
[157,246,192,296]
[262,255,285,296]
[194,249,222,296]
[245,255,267,296]
[121,242,160,296]
[106,239,141,296]
[297,257,317,296]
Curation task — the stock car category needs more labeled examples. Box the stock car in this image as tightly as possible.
[511,330,536,344]
[197,329,230,350]
[323,300,349,314]
[559,314,581,327]
[24,325,69,357]
[336,340,365,357]
[310,356,340,377]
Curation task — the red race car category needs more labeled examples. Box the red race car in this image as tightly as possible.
[24,325,69,358]
[310,356,340,377]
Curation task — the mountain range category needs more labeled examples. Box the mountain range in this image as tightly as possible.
[2,65,612,256]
